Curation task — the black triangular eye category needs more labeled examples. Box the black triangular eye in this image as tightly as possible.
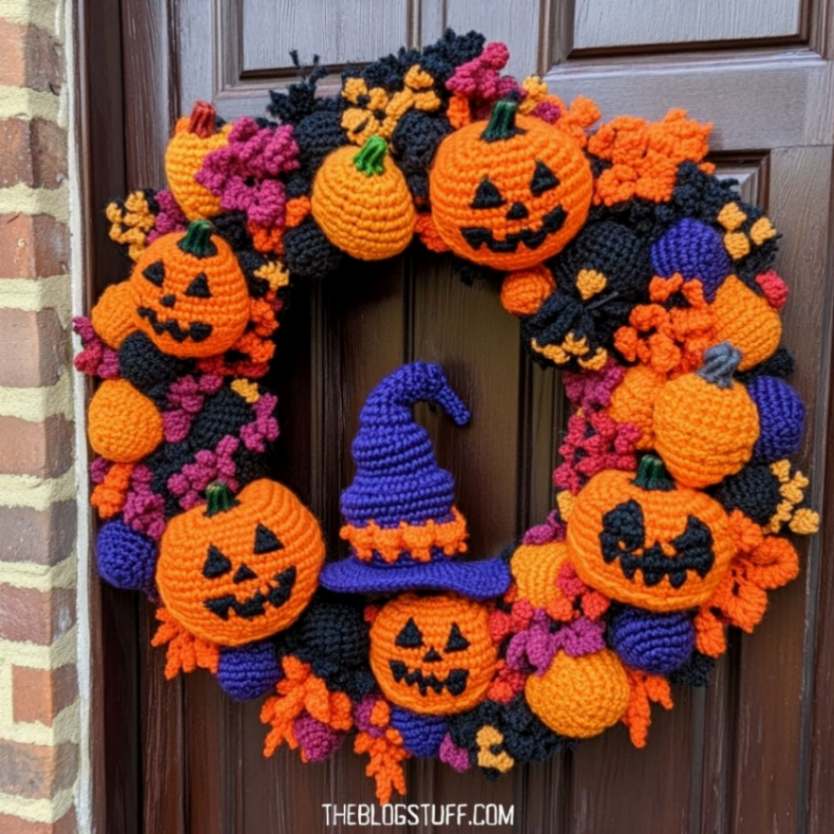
[395,617,423,649]
[445,623,470,652]
[254,523,283,554]
[185,272,211,298]
[531,161,559,196]
[471,177,505,209]
[203,544,231,578]
[142,260,165,287]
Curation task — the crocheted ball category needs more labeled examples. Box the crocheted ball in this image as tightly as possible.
[311,136,416,261]
[608,364,666,449]
[650,218,731,300]
[90,281,137,349]
[525,649,629,738]
[118,332,189,392]
[714,464,782,525]
[188,387,255,450]
[96,519,157,593]
[391,707,447,757]
[510,541,566,609]
[282,218,342,277]
[500,266,554,316]
[669,651,715,687]
[293,109,346,174]
[293,713,344,762]
[87,379,163,463]
[609,608,694,674]
[746,375,805,461]
[216,641,282,700]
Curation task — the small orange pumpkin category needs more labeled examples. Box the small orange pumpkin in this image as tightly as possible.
[87,379,163,462]
[369,593,497,715]
[311,135,416,260]
[510,541,567,608]
[566,455,735,611]
[156,480,325,646]
[429,99,593,270]
[129,220,251,358]
[608,364,667,449]
[164,101,230,220]
[653,342,759,487]
[90,280,136,349]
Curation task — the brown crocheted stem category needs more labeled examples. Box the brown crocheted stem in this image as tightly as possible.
[481,99,520,142]
[204,482,239,517]
[179,220,215,257]
[354,135,388,176]
[188,100,217,138]
[697,341,741,389]
[633,454,675,491]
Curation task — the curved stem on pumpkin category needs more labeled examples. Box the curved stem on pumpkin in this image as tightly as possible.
[354,135,388,176]
[697,341,740,389]
[481,98,520,142]
[205,481,239,517]
[188,100,217,138]
[633,454,675,491]
[178,219,217,258]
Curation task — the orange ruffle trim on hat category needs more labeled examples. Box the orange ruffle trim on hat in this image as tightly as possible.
[340,506,469,563]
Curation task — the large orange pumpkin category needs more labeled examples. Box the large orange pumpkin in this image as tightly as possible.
[129,220,251,358]
[566,455,735,611]
[369,593,497,715]
[429,99,593,270]
[156,480,325,646]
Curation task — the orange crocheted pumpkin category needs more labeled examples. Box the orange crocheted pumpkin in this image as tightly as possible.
[129,220,250,358]
[710,275,782,371]
[369,593,497,715]
[525,649,629,738]
[510,541,567,608]
[429,99,593,270]
[87,379,163,462]
[156,480,325,646]
[566,455,735,611]
[311,135,416,260]
[653,342,759,487]
[608,364,667,449]
[90,280,136,349]
[164,101,230,220]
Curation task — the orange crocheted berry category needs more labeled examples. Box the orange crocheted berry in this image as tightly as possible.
[311,135,416,260]
[653,342,759,487]
[369,593,497,715]
[156,480,325,646]
[164,101,230,220]
[429,99,593,270]
[608,364,667,449]
[129,220,251,358]
[525,649,629,738]
[90,280,136,348]
[566,455,735,611]
[509,541,567,609]
[710,275,782,371]
[500,266,555,316]
[87,379,163,462]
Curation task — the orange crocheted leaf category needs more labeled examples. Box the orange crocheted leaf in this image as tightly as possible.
[622,669,673,748]
[285,195,311,228]
[446,93,471,129]
[150,608,219,680]
[694,606,727,657]
[90,462,134,519]
[354,727,409,805]
[248,222,285,255]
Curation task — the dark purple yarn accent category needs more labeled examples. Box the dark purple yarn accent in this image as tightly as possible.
[609,608,694,675]
[96,519,157,595]
[216,641,282,701]
[390,708,447,757]
[747,375,805,462]
[650,218,731,300]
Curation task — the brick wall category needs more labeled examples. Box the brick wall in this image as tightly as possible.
[0,2,82,832]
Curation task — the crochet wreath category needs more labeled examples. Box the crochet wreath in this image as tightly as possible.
[78,30,819,803]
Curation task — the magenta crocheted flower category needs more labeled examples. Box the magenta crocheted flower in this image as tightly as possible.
[73,316,120,379]
[147,189,187,241]
[446,42,521,119]
[196,117,300,228]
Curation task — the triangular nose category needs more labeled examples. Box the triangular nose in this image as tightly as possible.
[506,201,529,220]
[233,563,257,584]
[422,647,442,663]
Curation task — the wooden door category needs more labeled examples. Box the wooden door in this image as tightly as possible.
[81,1,834,832]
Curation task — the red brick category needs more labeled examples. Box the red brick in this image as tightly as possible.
[0,20,62,93]
[0,501,76,566]
[0,308,68,386]
[0,740,77,799]
[0,809,77,834]
[12,665,78,725]
[0,214,69,278]
[0,119,67,188]
[0,415,73,477]
[0,585,75,644]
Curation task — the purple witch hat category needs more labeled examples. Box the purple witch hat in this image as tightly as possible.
[320,362,510,600]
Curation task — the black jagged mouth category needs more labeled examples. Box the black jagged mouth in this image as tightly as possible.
[203,566,296,620]
[388,660,469,697]
[459,205,567,254]
[137,306,213,343]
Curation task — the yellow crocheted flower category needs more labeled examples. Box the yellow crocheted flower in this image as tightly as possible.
[106,190,157,261]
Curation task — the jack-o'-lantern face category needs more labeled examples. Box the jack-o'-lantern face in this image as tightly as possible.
[429,100,593,271]
[156,480,325,646]
[369,593,497,715]
[566,456,735,611]
[129,220,250,357]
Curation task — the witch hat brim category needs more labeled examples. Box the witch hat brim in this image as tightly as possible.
[320,555,510,601]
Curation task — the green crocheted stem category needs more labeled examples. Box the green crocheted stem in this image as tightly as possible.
[179,220,216,258]
[205,482,239,517]
[481,99,519,141]
[633,454,675,491]
[188,100,216,138]
[354,135,388,176]
[697,341,741,389]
